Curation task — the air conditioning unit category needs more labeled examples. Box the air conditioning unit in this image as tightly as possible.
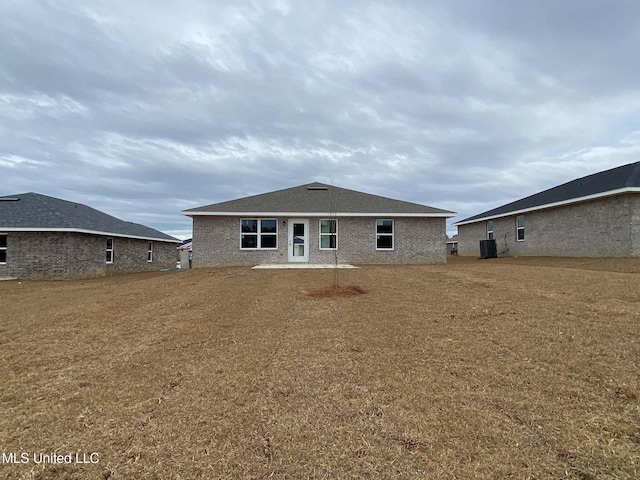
[479,239,497,259]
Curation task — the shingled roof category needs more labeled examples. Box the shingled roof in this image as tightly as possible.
[0,192,180,242]
[455,161,640,225]
[183,183,456,217]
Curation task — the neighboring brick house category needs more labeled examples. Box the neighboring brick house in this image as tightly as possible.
[0,192,180,279]
[182,183,456,266]
[454,161,640,257]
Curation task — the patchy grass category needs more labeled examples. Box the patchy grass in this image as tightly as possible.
[1,257,639,479]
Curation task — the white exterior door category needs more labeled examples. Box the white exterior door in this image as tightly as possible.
[288,219,309,262]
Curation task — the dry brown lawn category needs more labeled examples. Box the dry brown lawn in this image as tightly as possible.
[1,256,639,479]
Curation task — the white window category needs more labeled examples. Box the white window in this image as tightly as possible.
[106,238,114,263]
[0,234,6,264]
[240,219,278,249]
[376,219,394,250]
[147,242,153,262]
[319,219,337,250]
[516,215,525,241]
[487,220,494,240]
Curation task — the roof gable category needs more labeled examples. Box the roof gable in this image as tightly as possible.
[0,192,179,242]
[183,182,456,217]
[455,161,640,225]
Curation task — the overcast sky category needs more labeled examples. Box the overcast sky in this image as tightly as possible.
[2,0,639,239]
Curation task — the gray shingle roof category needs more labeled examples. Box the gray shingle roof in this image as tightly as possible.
[0,192,179,242]
[456,161,640,225]
[183,183,456,217]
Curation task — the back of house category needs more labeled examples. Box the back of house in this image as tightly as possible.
[183,183,456,267]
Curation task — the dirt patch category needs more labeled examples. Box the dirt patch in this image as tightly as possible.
[307,284,368,297]
[1,258,639,479]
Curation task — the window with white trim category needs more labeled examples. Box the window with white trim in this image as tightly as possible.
[147,242,153,262]
[241,219,278,249]
[319,219,337,250]
[487,220,494,240]
[516,215,525,241]
[0,234,7,264]
[376,219,394,250]
[106,238,114,263]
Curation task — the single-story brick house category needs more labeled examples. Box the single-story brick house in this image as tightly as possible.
[182,183,456,266]
[0,192,181,279]
[454,161,640,257]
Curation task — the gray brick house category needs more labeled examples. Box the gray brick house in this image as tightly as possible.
[0,193,180,279]
[183,183,456,266]
[454,161,640,257]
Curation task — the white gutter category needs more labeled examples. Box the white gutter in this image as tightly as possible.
[453,187,640,226]
[182,211,456,218]
[0,227,181,243]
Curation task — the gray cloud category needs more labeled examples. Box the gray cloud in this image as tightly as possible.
[2,0,639,238]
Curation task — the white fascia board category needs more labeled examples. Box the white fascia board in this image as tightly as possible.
[182,211,457,218]
[0,227,181,243]
[453,188,640,226]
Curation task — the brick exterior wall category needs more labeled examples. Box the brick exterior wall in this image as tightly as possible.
[0,232,178,279]
[192,216,447,266]
[457,194,639,257]
[632,195,640,257]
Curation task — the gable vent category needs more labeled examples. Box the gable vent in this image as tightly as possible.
[307,186,328,190]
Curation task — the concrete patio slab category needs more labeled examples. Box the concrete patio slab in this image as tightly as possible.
[252,264,359,269]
